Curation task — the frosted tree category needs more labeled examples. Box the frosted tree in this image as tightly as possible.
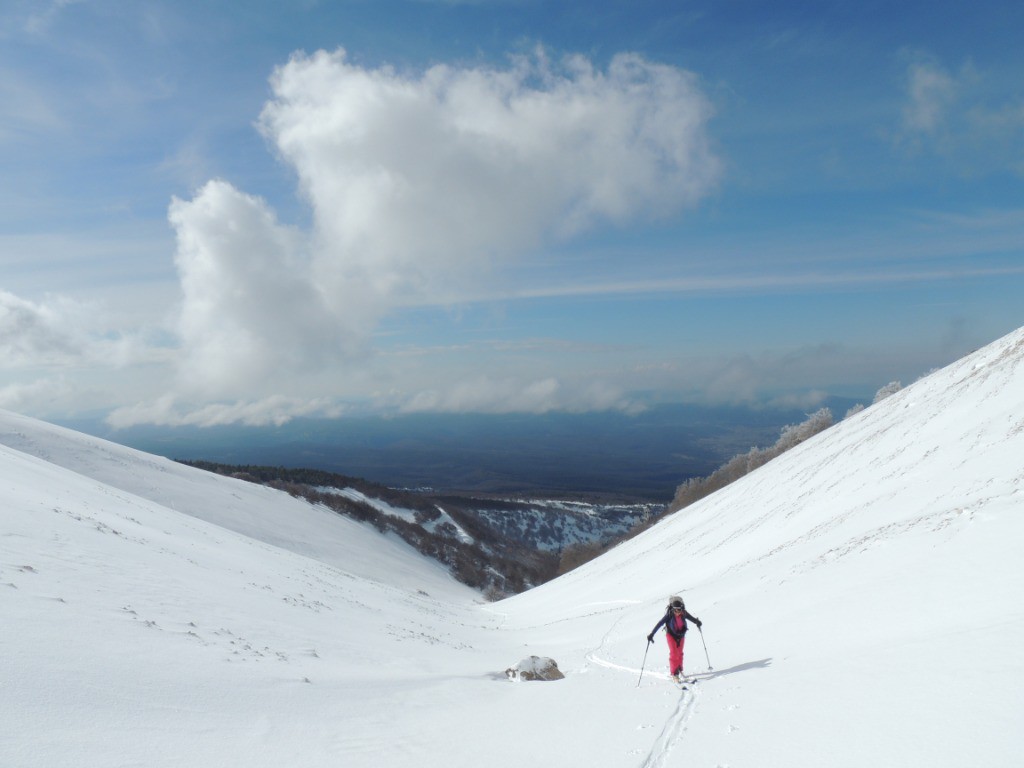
[669,408,834,512]
[873,381,903,403]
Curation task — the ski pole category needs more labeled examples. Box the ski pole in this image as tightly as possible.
[637,638,652,687]
[698,626,713,671]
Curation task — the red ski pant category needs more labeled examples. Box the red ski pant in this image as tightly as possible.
[666,634,686,675]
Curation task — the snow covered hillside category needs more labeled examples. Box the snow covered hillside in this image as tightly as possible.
[3,327,1023,767]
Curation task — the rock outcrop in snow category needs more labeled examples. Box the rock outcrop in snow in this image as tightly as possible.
[505,656,565,682]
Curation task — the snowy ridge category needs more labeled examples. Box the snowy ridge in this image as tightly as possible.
[2,326,1023,767]
[315,485,475,544]
[0,412,465,594]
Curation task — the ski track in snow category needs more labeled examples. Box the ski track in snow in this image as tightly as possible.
[583,610,702,768]
[586,648,701,768]
[640,684,699,768]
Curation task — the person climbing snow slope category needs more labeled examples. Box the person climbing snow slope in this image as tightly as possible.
[647,596,702,680]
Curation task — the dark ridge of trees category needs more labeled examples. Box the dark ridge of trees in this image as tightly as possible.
[663,381,908,516]
[559,385,909,573]
[525,407,842,577]
[179,461,440,514]
[668,407,835,513]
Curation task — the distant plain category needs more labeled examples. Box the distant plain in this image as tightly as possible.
[60,399,862,501]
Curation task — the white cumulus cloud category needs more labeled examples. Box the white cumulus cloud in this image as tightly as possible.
[0,289,146,370]
[169,180,347,397]
[0,289,82,366]
[157,47,720,419]
[259,47,719,289]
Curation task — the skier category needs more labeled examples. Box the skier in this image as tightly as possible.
[647,596,702,681]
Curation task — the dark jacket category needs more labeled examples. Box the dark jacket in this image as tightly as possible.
[650,609,702,642]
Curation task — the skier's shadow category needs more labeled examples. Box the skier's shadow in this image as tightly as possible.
[693,658,771,680]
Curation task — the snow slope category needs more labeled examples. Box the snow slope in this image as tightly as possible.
[2,327,1023,767]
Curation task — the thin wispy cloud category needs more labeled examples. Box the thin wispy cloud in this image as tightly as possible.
[22,0,85,36]
[107,393,345,429]
[500,264,1024,302]
[895,50,1024,174]
[901,53,959,137]
[0,70,65,143]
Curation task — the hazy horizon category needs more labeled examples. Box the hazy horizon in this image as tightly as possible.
[50,397,862,500]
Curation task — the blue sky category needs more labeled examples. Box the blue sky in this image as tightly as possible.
[1,0,1022,426]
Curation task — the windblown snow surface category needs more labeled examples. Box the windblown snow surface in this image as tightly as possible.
[3,327,1023,767]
